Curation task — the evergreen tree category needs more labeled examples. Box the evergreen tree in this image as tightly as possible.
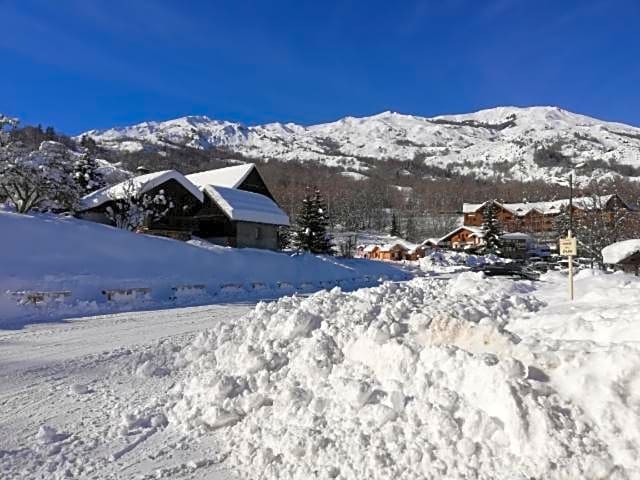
[73,153,105,195]
[389,213,401,237]
[292,187,334,254]
[292,188,315,252]
[481,200,503,255]
[311,188,334,254]
[80,135,99,155]
[278,226,291,250]
[404,214,417,242]
[554,205,571,238]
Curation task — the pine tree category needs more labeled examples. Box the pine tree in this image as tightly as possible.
[389,213,401,237]
[278,226,291,250]
[554,205,571,238]
[311,188,334,254]
[73,153,105,195]
[481,200,503,255]
[292,187,334,254]
[404,214,417,242]
[291,188,316,252]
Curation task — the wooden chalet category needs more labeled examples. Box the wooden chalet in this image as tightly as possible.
[358,241,428,262]
[377,243,408,261]
[77,164,289,250]
[186,164,288,249]
[78,170,204,240]
[438,226,484,250]
[462,195,630,237]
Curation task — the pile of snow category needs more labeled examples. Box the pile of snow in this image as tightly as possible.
[419,250,500,273]
[154,274,632,479]
[509,269,640,475]
[602,239,640,265]
[0,211,407,327]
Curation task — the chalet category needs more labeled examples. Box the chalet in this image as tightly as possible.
[191,185,288,249]
[462,195,631,237]
[438,226,484,250]
[602,240,640,275]
[77,163,290,250]
[361,244,380,259]
[377,243,408,261]
[421,238,440,249]
[358,241,426,261]
[186,163,275,200]
[186,164,288,249]
[77,170,205,240]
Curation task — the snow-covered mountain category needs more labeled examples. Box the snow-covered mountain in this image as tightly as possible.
[80,106,640,184]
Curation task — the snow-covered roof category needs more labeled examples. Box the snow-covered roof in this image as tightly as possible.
[204,185,289,226]
[602,239,640,265]
[501,232,533,240]
[421,238,440,246]
[379,243,409,252]
[186,164,255,189]
[80,170,204,210]
[438,226,484,244]
[462,195,621,217]
[363,244,380,253]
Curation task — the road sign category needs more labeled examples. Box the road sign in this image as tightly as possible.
[559,237,577,256]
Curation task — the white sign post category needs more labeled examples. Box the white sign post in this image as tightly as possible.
[559,232,578,300]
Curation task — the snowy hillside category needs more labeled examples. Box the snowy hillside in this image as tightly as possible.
[81,106,640,184]
[0,211,407,327]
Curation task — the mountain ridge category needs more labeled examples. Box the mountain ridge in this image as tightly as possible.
[80,106,640,185]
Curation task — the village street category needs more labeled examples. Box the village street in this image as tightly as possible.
[0,303,254,479]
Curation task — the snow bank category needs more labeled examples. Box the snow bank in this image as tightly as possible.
[0,212,408,327]
[154,275,630,479]
[418,250,500,274]
[509,270,640,476]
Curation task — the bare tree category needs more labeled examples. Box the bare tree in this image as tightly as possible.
[0,141,80,213]
[104,180,174,231]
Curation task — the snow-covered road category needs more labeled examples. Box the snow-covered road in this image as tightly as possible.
[0,304,253,479]
[2,270,640,479]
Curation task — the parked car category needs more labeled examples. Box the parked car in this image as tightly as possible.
[470,263,540,281]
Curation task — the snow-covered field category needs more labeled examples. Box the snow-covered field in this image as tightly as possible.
[0,211,407,328]
[2,269,639,479]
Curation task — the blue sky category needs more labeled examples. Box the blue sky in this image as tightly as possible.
[1,0,639,134]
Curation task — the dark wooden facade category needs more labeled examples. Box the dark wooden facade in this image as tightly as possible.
[236,167,274,200]
[80,179,202,239]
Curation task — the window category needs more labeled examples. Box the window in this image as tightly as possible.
[255,226,262,240]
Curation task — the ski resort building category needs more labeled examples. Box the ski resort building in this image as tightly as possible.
[462,195,630,237]
[77,164,289,250]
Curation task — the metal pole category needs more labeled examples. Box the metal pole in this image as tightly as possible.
[568,173,574,301]
[568,229,574,301]
[569,173,573,233]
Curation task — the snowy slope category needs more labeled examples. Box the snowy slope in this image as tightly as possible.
[81,106,640,184]
[0,211,407,326]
